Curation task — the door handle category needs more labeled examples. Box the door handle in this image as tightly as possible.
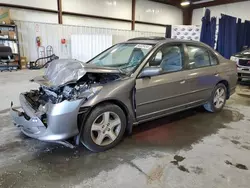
[180,80,186,84]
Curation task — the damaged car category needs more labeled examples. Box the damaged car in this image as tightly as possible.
[11,37,237,152]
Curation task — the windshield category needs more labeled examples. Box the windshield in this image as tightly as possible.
[241,49,250,54]
[88,43,153,74]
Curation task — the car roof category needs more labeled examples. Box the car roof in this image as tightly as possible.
[124,37,206,46]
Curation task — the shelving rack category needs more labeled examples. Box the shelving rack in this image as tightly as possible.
[0,24,21,70]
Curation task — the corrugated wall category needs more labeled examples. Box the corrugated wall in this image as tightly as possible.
[15,21,165,62]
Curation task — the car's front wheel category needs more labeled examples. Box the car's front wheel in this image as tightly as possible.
[80,103,126,152]
[203,83,227,113]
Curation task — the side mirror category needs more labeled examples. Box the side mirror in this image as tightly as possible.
[242,46,248,51]
[139,67,162,78]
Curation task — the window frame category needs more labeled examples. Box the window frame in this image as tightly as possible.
[137,43,186,77]
[184,44,219,70]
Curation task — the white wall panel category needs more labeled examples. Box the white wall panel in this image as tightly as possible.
[71,34,112,62]
[135,23,166,33]
[10,8,58,23]
[63,15,131,30]
[15,21,164,62]
[0,0,57,10]
[192,1,250,25]
[62,0,132,20]
[136,0,182,25]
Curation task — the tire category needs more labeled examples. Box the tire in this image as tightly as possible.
[80,103,126,152]
[238,77,242,82]
[203,83,227,113]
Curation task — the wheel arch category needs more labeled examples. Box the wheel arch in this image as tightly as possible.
[78,99,133,136]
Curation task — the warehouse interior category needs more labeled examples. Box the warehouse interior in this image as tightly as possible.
[1,0,250,187]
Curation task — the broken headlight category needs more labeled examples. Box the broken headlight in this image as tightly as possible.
[78,85,103,99]
[62,85,102,100]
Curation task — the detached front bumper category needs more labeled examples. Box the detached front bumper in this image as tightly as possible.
[10,93,84,141]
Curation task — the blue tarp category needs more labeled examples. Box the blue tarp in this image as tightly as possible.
[200,9,216,48]
[217,14,237,59]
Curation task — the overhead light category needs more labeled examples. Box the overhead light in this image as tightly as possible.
[192,0,215,4]
[180,0,190,6]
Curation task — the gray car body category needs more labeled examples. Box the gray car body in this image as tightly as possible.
[10,38,237,142]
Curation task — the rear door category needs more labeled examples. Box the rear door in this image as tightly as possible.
[184,44,220,103]
[135,44,191,122]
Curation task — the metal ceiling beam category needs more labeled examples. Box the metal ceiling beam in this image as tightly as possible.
[192,0,250,9]
[183,7,193,25]
[0,3,58,13]
[131,0,136,30]
[57,0,62,24]
[62,11,132,23]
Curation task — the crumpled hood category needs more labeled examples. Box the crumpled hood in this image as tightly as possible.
[32,59,120,87]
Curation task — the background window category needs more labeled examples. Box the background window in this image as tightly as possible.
[187,46,210,69]
[148,45,183,73]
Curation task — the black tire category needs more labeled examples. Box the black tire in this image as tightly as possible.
[203,83,227,113]
[80,103,126,152]
[238,77,242,82]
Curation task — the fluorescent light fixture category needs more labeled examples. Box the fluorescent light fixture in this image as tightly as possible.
[192,0,215,4]
[181,1,190,6]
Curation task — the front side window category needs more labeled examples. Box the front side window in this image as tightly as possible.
[147,45,184,73]
[187,46,211,69]
[88,43,153,74]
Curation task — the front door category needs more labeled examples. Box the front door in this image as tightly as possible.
[135,44,191,122]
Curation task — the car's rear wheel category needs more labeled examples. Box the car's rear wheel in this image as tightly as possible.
[203,83,227,113]
[80,103,126,152]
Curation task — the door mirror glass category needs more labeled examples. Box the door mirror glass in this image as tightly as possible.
[139,67,162,78]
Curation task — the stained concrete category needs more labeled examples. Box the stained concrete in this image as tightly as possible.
[1,70,250,188]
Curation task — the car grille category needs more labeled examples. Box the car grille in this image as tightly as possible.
[240,73,250,77]
[238,59,250,67]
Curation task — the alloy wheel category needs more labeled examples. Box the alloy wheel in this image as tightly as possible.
[213,87,226,109]
[90,111,121,146]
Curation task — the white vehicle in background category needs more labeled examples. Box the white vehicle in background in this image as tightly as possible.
[230,48,250,81]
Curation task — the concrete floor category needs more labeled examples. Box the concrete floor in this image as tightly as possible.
[1,70,250,188]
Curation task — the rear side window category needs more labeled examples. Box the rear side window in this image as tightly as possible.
[186,46,211,69]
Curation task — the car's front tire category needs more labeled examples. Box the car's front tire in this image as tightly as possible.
[203,83,227,113]
[80,103,126,152]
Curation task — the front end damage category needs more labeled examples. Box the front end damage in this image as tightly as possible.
[10,59,123,145]
[11,92,83,141]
